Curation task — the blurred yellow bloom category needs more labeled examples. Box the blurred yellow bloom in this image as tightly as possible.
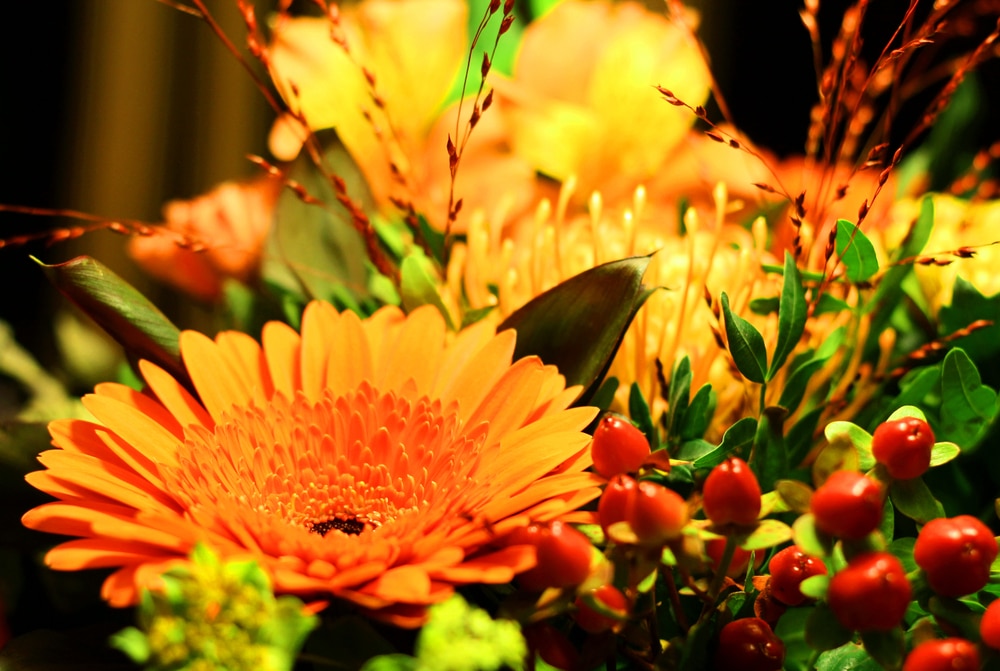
[884,194,1000,312]
[494,0,710,205]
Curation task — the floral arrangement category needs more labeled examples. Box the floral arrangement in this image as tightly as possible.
[2,0,1000,670]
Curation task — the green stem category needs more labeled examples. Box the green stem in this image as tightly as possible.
[699,534,738,620]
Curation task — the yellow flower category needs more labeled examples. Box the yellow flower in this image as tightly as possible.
[22,303,601,627]
[493,0,709,204]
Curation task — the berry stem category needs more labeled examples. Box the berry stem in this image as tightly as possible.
[701,534,739,619]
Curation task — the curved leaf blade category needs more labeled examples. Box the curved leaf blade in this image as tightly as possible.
[721,292,767,384]
[497,255,651,400]
[37,255,187,385]
[769,251,807,379]
[834,219,878,283]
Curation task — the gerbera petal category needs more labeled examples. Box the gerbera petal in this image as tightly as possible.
[430,545,535,583]
[374,305,446,391]
[139,360,213,431]
[81,394,181,469]
[216,330,273,405]
[299,300,339,402]
[262,320,302,398]
[181,330,252,420]
[361,565,432,603]
[435,325,516,413]
[324,308,372,395]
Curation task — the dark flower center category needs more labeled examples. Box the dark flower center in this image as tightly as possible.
[309,517,367,537]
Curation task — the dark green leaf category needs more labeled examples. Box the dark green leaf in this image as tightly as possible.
[813,293,853,316]
[693,416,757,468]
[890,477,944,524]
[752,407,788,491]
[37,255,187,386]
[778,356,827,414]
[939,277,1000,362]
[588,377,620,414]
[498,256,652,401]
[667,357,693,438]
[876,366,941,425]
[787,406,824,466]
[679,384,715,441]
[835,219,879,283]
[673,439,716,461]
[868,197,933,335]
[263,131,379,312]
[815,643,883,671]
[750,296,779,315]
[940,347,997,447]
[721,292,767,384]
[769,252,808,379]
[805,604,853,652]
[629,382,658,450]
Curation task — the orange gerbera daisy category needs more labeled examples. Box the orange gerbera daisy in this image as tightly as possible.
[21,302,602,627]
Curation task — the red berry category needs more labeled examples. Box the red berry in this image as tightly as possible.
[827,551,912,631]
[713,617,785,671]
[768,545,828,606]
[706,538,762,578]
[523,623,579,671]
[703,457,762,527]
[590,414,652,478]
[509,521,593,591]
[902,638,979,671]
[573,584,629,634]
[980,600,1000,649]
[872,416,935,480]
[810,470,884,539]
[599,475,688,546]
[913,515,998,598]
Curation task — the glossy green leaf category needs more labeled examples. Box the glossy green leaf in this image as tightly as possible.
[877,366,940,425]
[769,252,808,379]
[753,406,788,491]
[399,250,455,329]
[929,441,961,467]
[37,255,187,386]
[890,477,944,524]
[799,575,831,601]
[939,277,1000,362]
[263,131,379,312]
[721,292,767,384]
[673,439,716,462]
[667,356,693,437]
[868,196,933,334]
[813,293,852,316]
[940,347,997,447]
[787,406,824,466]
[498,256,652,400]
[692,416,758,468]
[834,219,879,283]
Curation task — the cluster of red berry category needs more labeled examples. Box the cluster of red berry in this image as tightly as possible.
[512,412,1000,671]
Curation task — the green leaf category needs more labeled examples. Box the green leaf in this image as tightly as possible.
[263,131,379,312]
[37,255,187,386]
[787,407,824,466]
[498,256,652,401]
[667,357,693,438]
[753,406,788,491]
[721,292,767,384]
[588,377,619,414]
[824,421,875,471]
[890,477,944,524]
[805,604,853,652]
[868,196,933,334]
[769,252,808,379]
[735,519,793,551]
[834,219,879,283]
[859,628,905,671]
[815,643,883,671]
[939,277,1000,362]
[693,416,758,468]
[673,439,716,462]
[399,250,455,329]
[940,347,998,447]
[361,654,419,671]
[680,384,715,441]
[778,356,827,414]
[792,513,835,558]
[629,383,659,450]
[877,366,941,425]
[799,575,831,601]
[929,441,961,467]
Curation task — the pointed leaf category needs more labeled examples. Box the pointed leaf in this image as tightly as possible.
[890,477,944,524]
[769,251,807,379]
[692,416,757,468]
[721,292,767,383]
[666,356,693,437]
[735,519,793,551]
[629,382,658,450]
[498,255,652,398]
[940,347,997,447]
[679,383,715,441]
[835,219,879,283]
[778,355,826,414]
[37,255,187,385]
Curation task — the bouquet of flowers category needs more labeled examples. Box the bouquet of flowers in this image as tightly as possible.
[2,0,1000,669]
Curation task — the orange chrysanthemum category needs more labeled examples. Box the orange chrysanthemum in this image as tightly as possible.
[22,302,602,627]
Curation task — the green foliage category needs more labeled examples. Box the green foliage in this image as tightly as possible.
[834,220,879,283]
[769,251,808,379]
[110,544,317,671]
[720,291,768,384]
